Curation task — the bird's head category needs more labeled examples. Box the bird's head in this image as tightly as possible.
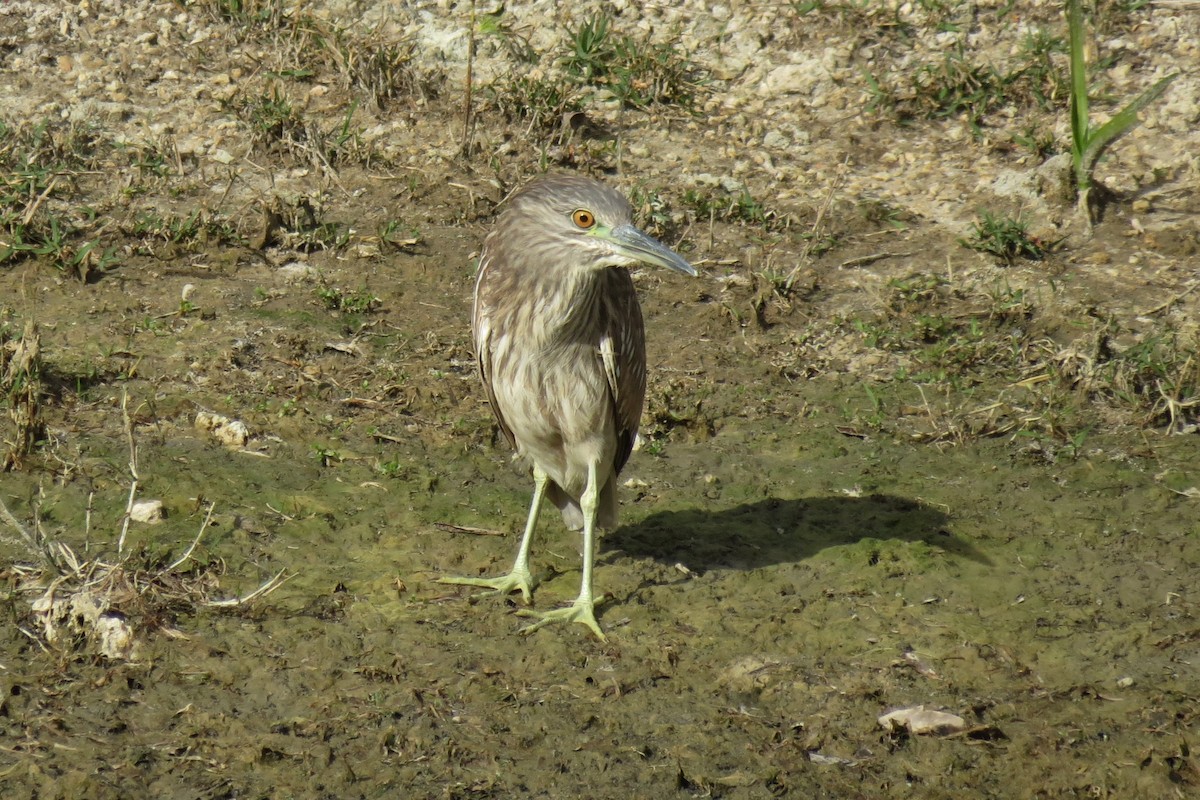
[499,174,697,277]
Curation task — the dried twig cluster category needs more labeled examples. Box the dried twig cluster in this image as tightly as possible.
[1,390,288,661]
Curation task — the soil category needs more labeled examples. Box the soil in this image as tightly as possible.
[1,1,1199,798]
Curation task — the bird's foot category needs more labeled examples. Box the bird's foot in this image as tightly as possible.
[517,597,606,641]
[437,566,536,605]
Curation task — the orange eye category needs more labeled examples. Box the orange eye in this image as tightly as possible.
[572,209,596,229]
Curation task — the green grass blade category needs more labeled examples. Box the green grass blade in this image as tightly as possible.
[1066,0,1091,182]
[1079,72,1179,180]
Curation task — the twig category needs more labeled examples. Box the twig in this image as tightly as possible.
[117,390,139,555]
[16,626,50,653]
[0,495,42,558]
[460,0,476,155]
[785,155,848,292]
[434,521,506,537]
[840,251,912,269]
[1140,280,1198,316]
[20,176,58,226]
[708,205,715,254]
[1149,1,1200,11]
[116,482,137,557]
[1155,366,1199,435]
[161,502,216,575]
[206,569,291,607]
[53,541,83,576]
[151,307,198,321]
[265,503,295,521]
[84,490,94,553]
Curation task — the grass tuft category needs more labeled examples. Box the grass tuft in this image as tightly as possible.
[484,74,584,135]
[562,13,707,110]
[0,121,119,279]
[962,211,1047,264]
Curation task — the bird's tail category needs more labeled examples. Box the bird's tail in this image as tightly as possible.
[548,474,618,531]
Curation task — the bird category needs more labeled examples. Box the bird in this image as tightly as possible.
[439,174,696,640]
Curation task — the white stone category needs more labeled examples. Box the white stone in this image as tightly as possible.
[878,705,966,735]
[759,58,827,96]
[278,262,318,284]
[763,129,789,149]
[195,412,250,448]
[130,499,166,524]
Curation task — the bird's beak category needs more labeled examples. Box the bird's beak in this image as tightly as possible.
[608,224,697,277]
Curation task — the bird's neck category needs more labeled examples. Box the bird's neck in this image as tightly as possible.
[530,266,611,347]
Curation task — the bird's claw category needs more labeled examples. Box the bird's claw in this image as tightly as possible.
[437,568,536,605]
[517,598,606,641]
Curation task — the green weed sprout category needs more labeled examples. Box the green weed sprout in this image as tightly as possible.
[1067,0,1177,226]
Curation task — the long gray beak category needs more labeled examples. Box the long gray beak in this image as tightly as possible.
[610,223,697,277]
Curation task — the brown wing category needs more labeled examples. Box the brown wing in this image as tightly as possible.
[472,250,517,451]
[599,267,646,476]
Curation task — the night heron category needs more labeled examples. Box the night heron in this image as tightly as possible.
[439,174,696,639]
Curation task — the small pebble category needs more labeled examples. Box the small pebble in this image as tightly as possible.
[130,500,166,524]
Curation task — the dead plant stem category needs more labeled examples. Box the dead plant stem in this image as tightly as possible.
[117,390,139,555]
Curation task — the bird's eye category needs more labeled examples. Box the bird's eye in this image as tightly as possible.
[571,209,596,229]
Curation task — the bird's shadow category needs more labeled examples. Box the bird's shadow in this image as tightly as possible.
[604,494,989,572]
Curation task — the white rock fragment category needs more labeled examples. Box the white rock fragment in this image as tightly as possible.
[130,499,166,524]
[878,705,967,735]
[195,411,249,447]
[31,587,139,661]
[95,613,139,660]
[760,60,827,96]
[690,172,745,194]
[763,129,789,149]
[176,136,207,156]
[277,262,318,284]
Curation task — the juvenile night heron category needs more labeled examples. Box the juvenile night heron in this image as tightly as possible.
[439,174,695,639]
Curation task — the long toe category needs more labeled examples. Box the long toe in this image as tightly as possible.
[516,598,606,641]
[438,568,535,605]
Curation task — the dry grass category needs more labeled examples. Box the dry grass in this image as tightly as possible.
[1,320,43,471]
[1,391,288,662]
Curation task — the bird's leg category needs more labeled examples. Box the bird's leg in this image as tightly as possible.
[518,461,606,641]
[438,465,547,604]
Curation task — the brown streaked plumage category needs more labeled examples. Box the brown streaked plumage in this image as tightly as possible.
[439,174,695,639]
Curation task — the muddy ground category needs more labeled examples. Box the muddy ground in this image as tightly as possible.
[1,1,1199,798]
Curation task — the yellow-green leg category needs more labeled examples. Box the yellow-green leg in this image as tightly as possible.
[517,461,606,641]
[438,466,548,604]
